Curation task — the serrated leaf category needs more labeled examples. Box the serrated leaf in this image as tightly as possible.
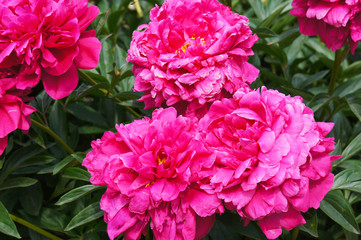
[55,185,104,205]
[320,190,360,234]
[0,177,38,191]
[65,202,103,231]
[0,202,20,238]
[63,167,90,182]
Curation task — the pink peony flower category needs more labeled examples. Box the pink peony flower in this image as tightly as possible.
[127,0,259,115]
[290,0,361,53]
[0,93,35,155]
[83,108,224,240]
[198,87,340,239]
[0,0,101,99]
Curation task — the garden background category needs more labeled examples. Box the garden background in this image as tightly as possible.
[1,0,361,239]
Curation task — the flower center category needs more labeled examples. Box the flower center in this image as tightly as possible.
[157,150,167,165]
[175,36,206,55]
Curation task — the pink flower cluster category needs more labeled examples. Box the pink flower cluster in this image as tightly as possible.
[127,0,259,116]
[83,89,339,239]
[83,108,224,240]
[290,0,361,53]
[0,0,101,154]
[83,0,341,239]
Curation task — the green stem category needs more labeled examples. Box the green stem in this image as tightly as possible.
[145,223,151,240]
[134,0,143,18]
[291,228,299,240]
[31,119,74,154]
[10,214,63,240]
[329,48,345,95]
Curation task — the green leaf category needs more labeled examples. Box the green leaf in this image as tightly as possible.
[340,131,361,162]
[98,39,114,79]
[65,202,103,231]
[332,169,361,193]
[110,91,143,101]
[55,185,104,206]
[53,155,76,175]
[308,93,332,112]
[254,44,288,65]
[49,100,68,142]
[53,153,85,176]
[253,28,277,38]
[0,177,38,191]
[38,208,68,231]
[338,160,361,170]
[75,82,109,100]
[0,145,44,180]
[333,77,361,98]
[216,212,267,240]
[346,97,361,122]
[257,2,288,29]
[278,29,301,49]
[342,60,361,79]
[0,202,20,238]
[63,167,91,182]
[19,183,43,216]
[78,69,110,87]
[247,0,266,20]
[208,220,241,240]
[78,126,108,135]
[298,209,318,237]
[320,190,360,234]
[67,103,108,128]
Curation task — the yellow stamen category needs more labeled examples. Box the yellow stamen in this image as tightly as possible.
[145,181,154,187]
[157,155,167,165]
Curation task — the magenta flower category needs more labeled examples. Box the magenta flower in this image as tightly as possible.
[83,108,223,240]
[198,87,340,239]
[290,0,361,53]
[127,0,259,115]
[0,94,35,155]
[0,0,101,99]
[0,67,35,155]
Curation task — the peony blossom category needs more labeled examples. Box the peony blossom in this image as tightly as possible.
[0,67,35,155]
[127,0,259,115]
[0,0,101,99]
[0,94,35,155]
[290,0,361,53]
[83,108,224,240]
[198,87,340,239]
